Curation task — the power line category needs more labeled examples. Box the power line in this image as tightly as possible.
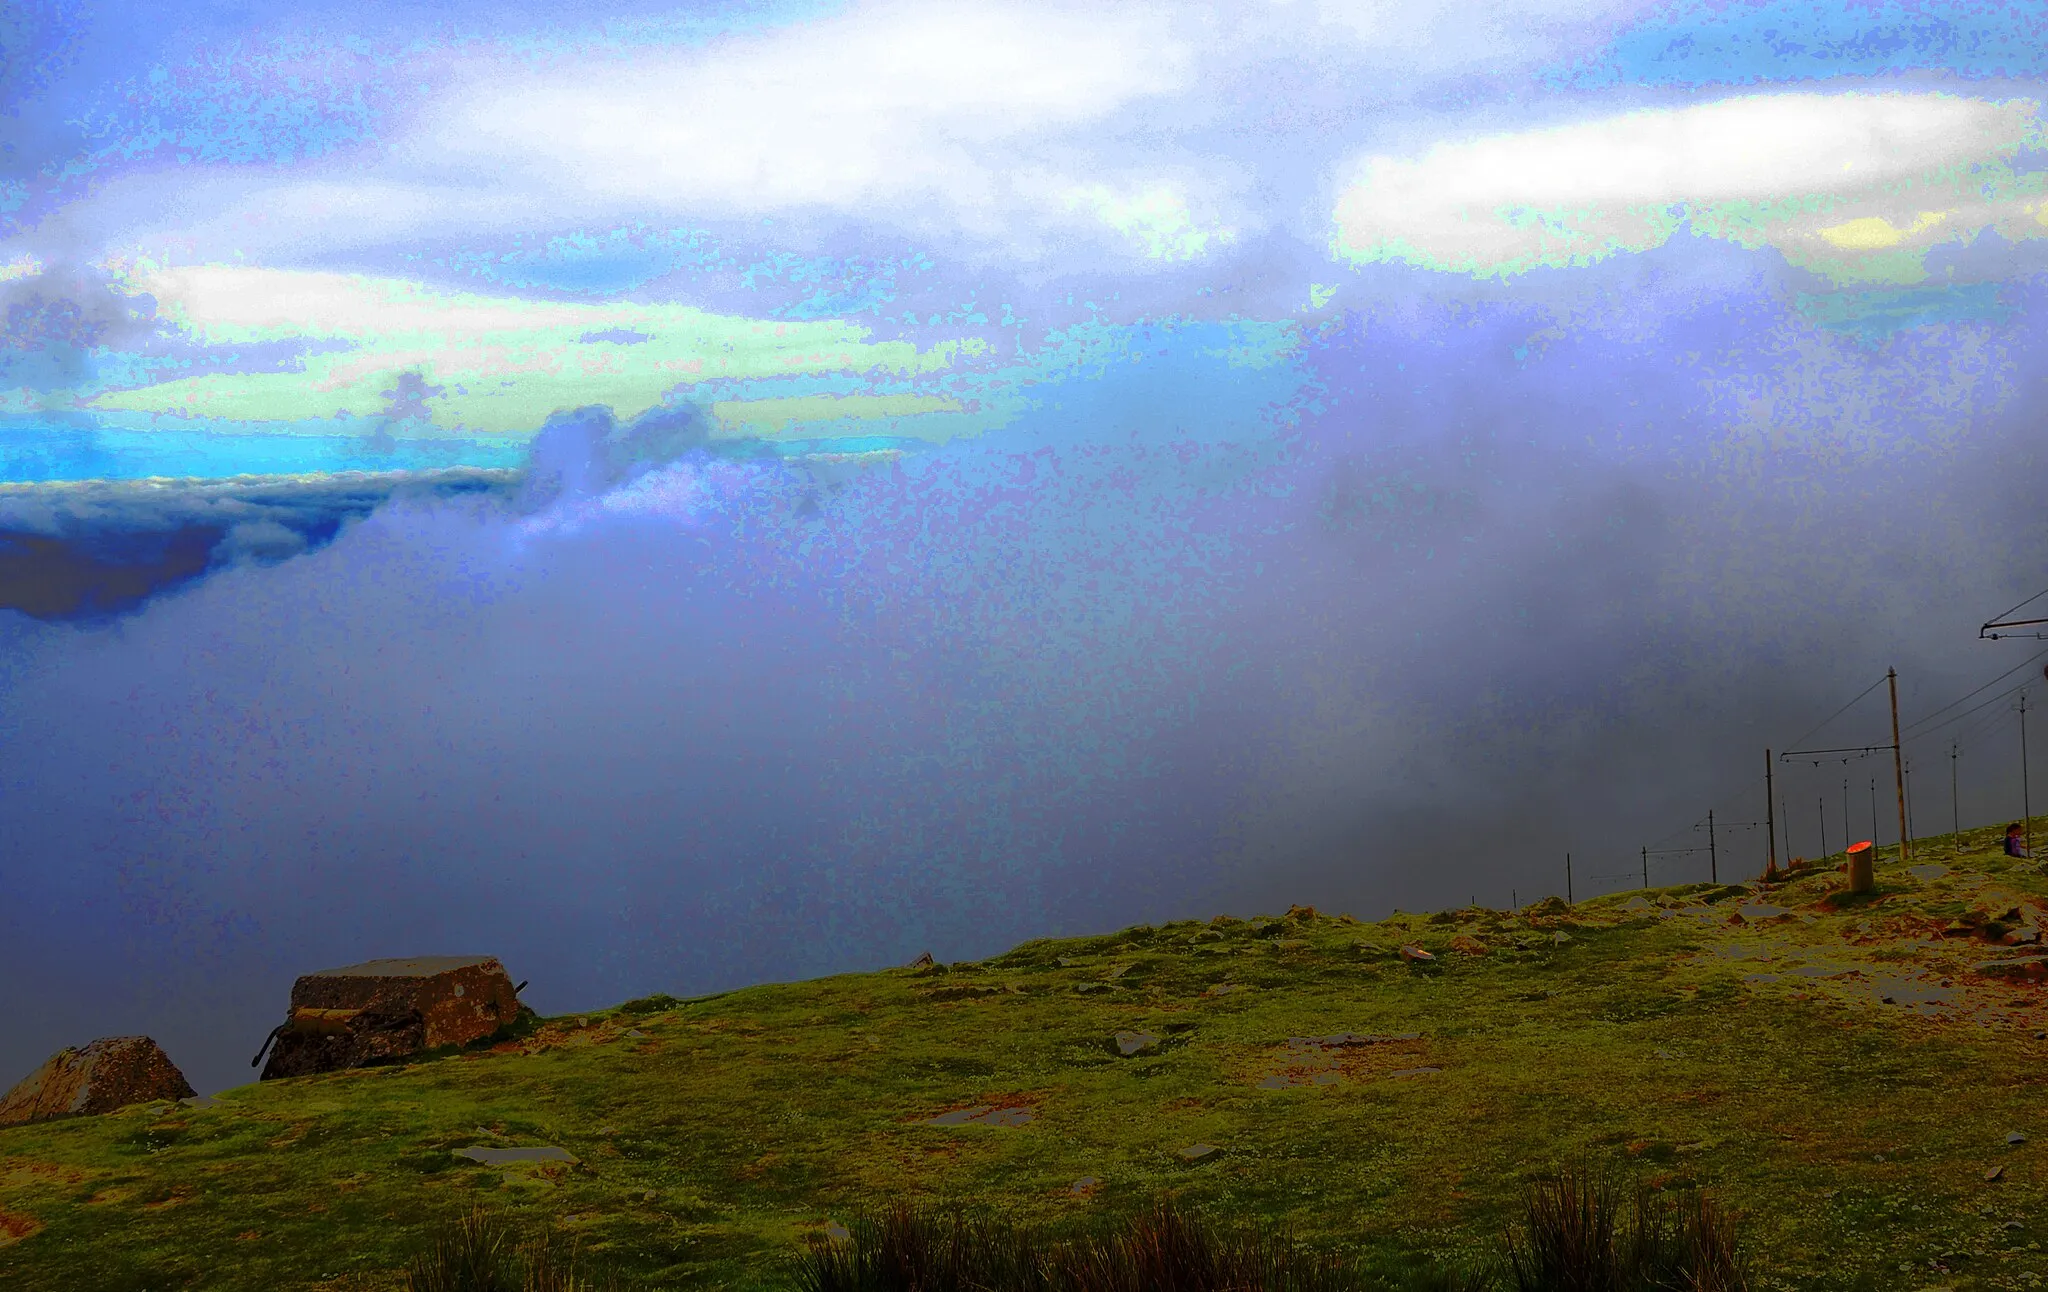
[1981,585,2048,638]
[1900,644,2048,740]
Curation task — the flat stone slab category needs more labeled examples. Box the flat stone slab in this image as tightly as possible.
[1178,1143,1219,1159]
[178,1095,225,1109]
[1114,1031,1160,1057]
[453,1146,578,1165]
[925,1105,1035,1127]
[1909,864,1951,881]
[1288,1032,1420,1048]
[261,954,523,1081]
[1738,904,1791,920]
[307,955,502,978]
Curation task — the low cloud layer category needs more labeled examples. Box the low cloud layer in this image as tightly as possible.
[4,242,2046,1098]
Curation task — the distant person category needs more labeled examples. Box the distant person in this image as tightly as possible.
[2006,823,2031,858]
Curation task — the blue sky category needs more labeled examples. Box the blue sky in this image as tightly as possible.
[6,0,2048,1094]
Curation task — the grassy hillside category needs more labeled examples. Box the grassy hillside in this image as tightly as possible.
[4,827,2047,1292]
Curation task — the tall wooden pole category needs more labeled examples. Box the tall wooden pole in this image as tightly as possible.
[1640,846,1648,889]
[1889,668,1909,866]
[1565,853,1573,905]
[1764,749,1778,878]
[1951,742,1960,858]
[1707,809,1718,883]
[2023,692,2033,860]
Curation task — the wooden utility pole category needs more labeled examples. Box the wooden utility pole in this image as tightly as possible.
[2023,692,2033,860]
[1640,846,1648,889]
[1889,668,1909,865]
[1819,796,1828,860]
[1764,748,1778,878]
[1565,853,1573,905]
[1952,742,1961,858]
[1707,809,1718,883]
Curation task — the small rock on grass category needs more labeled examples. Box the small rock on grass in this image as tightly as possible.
[1114,1031,1160,1057]
[1178,1143,1219,1160]
[1398,944,1434,962]
[1987,1164,2007,1181]
[2009,1131,2029,1146]
[1071,1176,1101,1195]
[1449,935,1489,956]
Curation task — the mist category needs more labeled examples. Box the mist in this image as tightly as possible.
[2,237,2044,1097]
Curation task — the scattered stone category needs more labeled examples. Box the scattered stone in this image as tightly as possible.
[179,1094,224,1110]
[2009,1131,2029,1146]
[826,1222,851,1241]
[1987,1164,2007,1181]
[1070,1176,1101,1195]
[1910,864,1951,882]
[258,956,527,1081]
[1290,1032,1420,1047]
[1552,931,1573,944]
[1057,957,1078,968]
[1654,1049,1675,1061]
[907,951,935,968]
[925,1105,1035,1127]
[1398,944,1434,963]
[1114,1031,1161,1057]
[1973,957,2048,982]
[0,1037,196,1126]
[1739,904,1790,921]
[1203,983,1243,997]
[1104,963,1134,980]
[1449,935,1490,957]
[1352,941,1385,955]
[453,1146,578,1166]
[1387,1066,1443,1078]
[1178,1143,1219,1160]
[623,1029,646,1039]
[1620,897,1656,913]
[1075,982,1108,994]
[1285,905,1319,922]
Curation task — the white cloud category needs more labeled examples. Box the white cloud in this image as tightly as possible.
[1332,92,2048,280]
[420,0,1193,224]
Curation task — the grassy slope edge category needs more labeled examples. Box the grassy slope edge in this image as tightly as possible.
[3,826,2046,1292]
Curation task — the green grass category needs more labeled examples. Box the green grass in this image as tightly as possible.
[3,824,2047,1291]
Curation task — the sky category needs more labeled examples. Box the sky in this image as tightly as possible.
[4,0,2048,1095]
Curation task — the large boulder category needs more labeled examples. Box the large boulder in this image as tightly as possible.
[0,1036,196,1126]
[258,955,527,1081]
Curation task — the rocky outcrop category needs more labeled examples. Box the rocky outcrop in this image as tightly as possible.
[0,1036,196,1125]
[258,955,526,1081]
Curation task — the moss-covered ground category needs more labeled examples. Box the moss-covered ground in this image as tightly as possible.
[5,827,2048,1291]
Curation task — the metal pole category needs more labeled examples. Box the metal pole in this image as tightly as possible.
[1889,667,1908,866]
[1819,796,1827,861]
[1843,778,1851,853]
[1566,853,1573,905]
[1707,809,1718,884]
[1765,749,1778,877]
[1869,778,1879,854]
[1952,742,1960,858]
[1641,846,1648,889]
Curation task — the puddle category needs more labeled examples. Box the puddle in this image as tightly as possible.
[925,1105,1035,1127]
[1909,864,1951,882]
[453,1146,579,1166]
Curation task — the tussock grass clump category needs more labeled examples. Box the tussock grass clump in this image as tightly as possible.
[404,1206,614,1292]
[793,1174,1745,1292]
[793,1200,1415,1292]
[1502,1167,1746,1292]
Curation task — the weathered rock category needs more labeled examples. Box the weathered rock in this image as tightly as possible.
[1398,944,1434,962]
[2008,1131,2029,1146]
[1177,1142,1219,1160]
[0,1037,195,1126]
[258,955,525,1081]
[907,951,936,968]
[1114,1030,1161,1057]
[1449,934,1489,957]
[1972,957,2048,982]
